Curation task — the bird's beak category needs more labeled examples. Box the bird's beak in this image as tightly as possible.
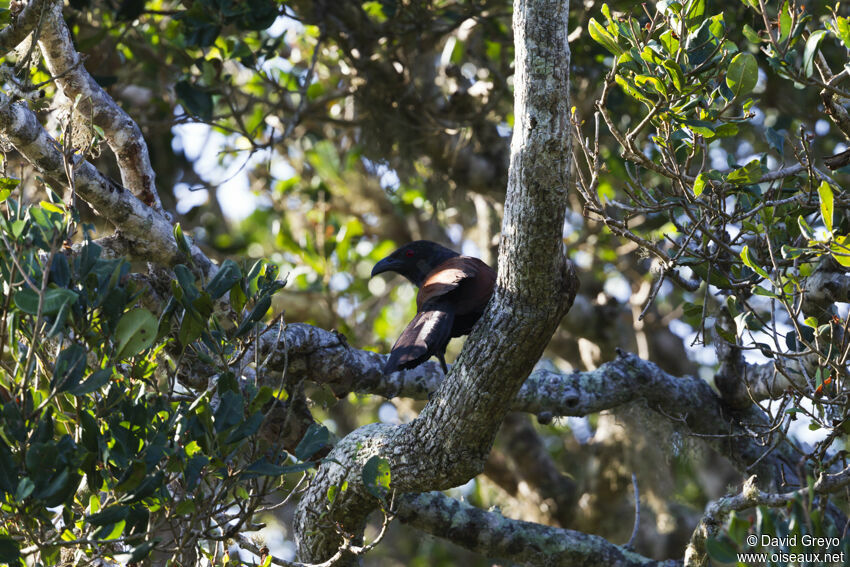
[371,257,399,278]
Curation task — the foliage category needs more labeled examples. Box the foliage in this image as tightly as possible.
[580,0,850,551]
[0,195,311,564]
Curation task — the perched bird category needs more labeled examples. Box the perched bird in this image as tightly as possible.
[371,240,496,374]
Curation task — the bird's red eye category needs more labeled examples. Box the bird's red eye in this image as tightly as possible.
[405,250,414,257]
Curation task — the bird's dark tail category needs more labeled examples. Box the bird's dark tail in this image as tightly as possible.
[383,308,454,374]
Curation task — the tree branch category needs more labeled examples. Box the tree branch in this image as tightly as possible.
[37,0,164,211]
[397,492,681,567]
[0,94,214,275]
[258,324,804,496]
[0,0,50,56]
[685,466,850,567]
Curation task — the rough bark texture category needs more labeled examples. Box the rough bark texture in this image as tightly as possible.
[397,492,682,567]
[0,0,49,56]
[38,0,164,211]
[292,0,577,561]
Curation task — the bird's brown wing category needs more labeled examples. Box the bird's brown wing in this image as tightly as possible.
[417,256,493,312]
[416,266,467,310]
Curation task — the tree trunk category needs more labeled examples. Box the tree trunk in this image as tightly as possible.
[293,0,577,561]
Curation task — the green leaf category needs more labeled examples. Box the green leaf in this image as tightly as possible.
[656,1,683,16]
[817,181,834,233]
[662,60,685,92]
[178,311,204,347]
[634,74,667,97]
[803,30,826,78]
[713,123,738,138]
[9,219,25,238]
[39,200,65,215]
[0,178,19,205]
[588,18,624,56]
[280,461,318,474]
[707,13,724,39]
[683,119,715,137]
[184,455,209,490]
[706,536,737,563]
[116,541,156,563]
[778,1,792,43]
[235,295,272,337]
[50,252,70,288]
[36,468,73,506]
[14,287,78,316]
[87,505,130,526]
[206,259,242,299]
[726,52,758,99]
[213,390,244,433]
[243,457,292,477]
[693,172,708,197]
[797,215,813,239]
[743,24,760,44]
[682,302,703,326]
[687,19,717,67]
[833,16,850,49]
[53,344,87,392]
[726,159,762,185]
[615,75,651,103]
[785,330,800,351]
[93,520,126,541]
[174,264,199,303]
[659,29,679,54]
[15,477,34,501]
[362,1,387,22]
[224,411,263,444]
[740,245,769,279]
[362,455,391,500]
[765,127,785,155]
[684,0,705,28]
[115,308,158,360]
[294,423,329,461]
[173,223,192,257]
[640,46,663,66]
[68,367,113,395]
[830,235,850,267]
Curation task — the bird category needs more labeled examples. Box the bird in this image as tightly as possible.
[370,240,496,374]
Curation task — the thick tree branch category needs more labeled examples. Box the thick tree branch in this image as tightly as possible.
[397,492,681,567]
[37,0,164,210]
[259,323,802,495]
[0,0,49,56]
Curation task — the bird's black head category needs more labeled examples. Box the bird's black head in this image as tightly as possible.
[370,240,460,286]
